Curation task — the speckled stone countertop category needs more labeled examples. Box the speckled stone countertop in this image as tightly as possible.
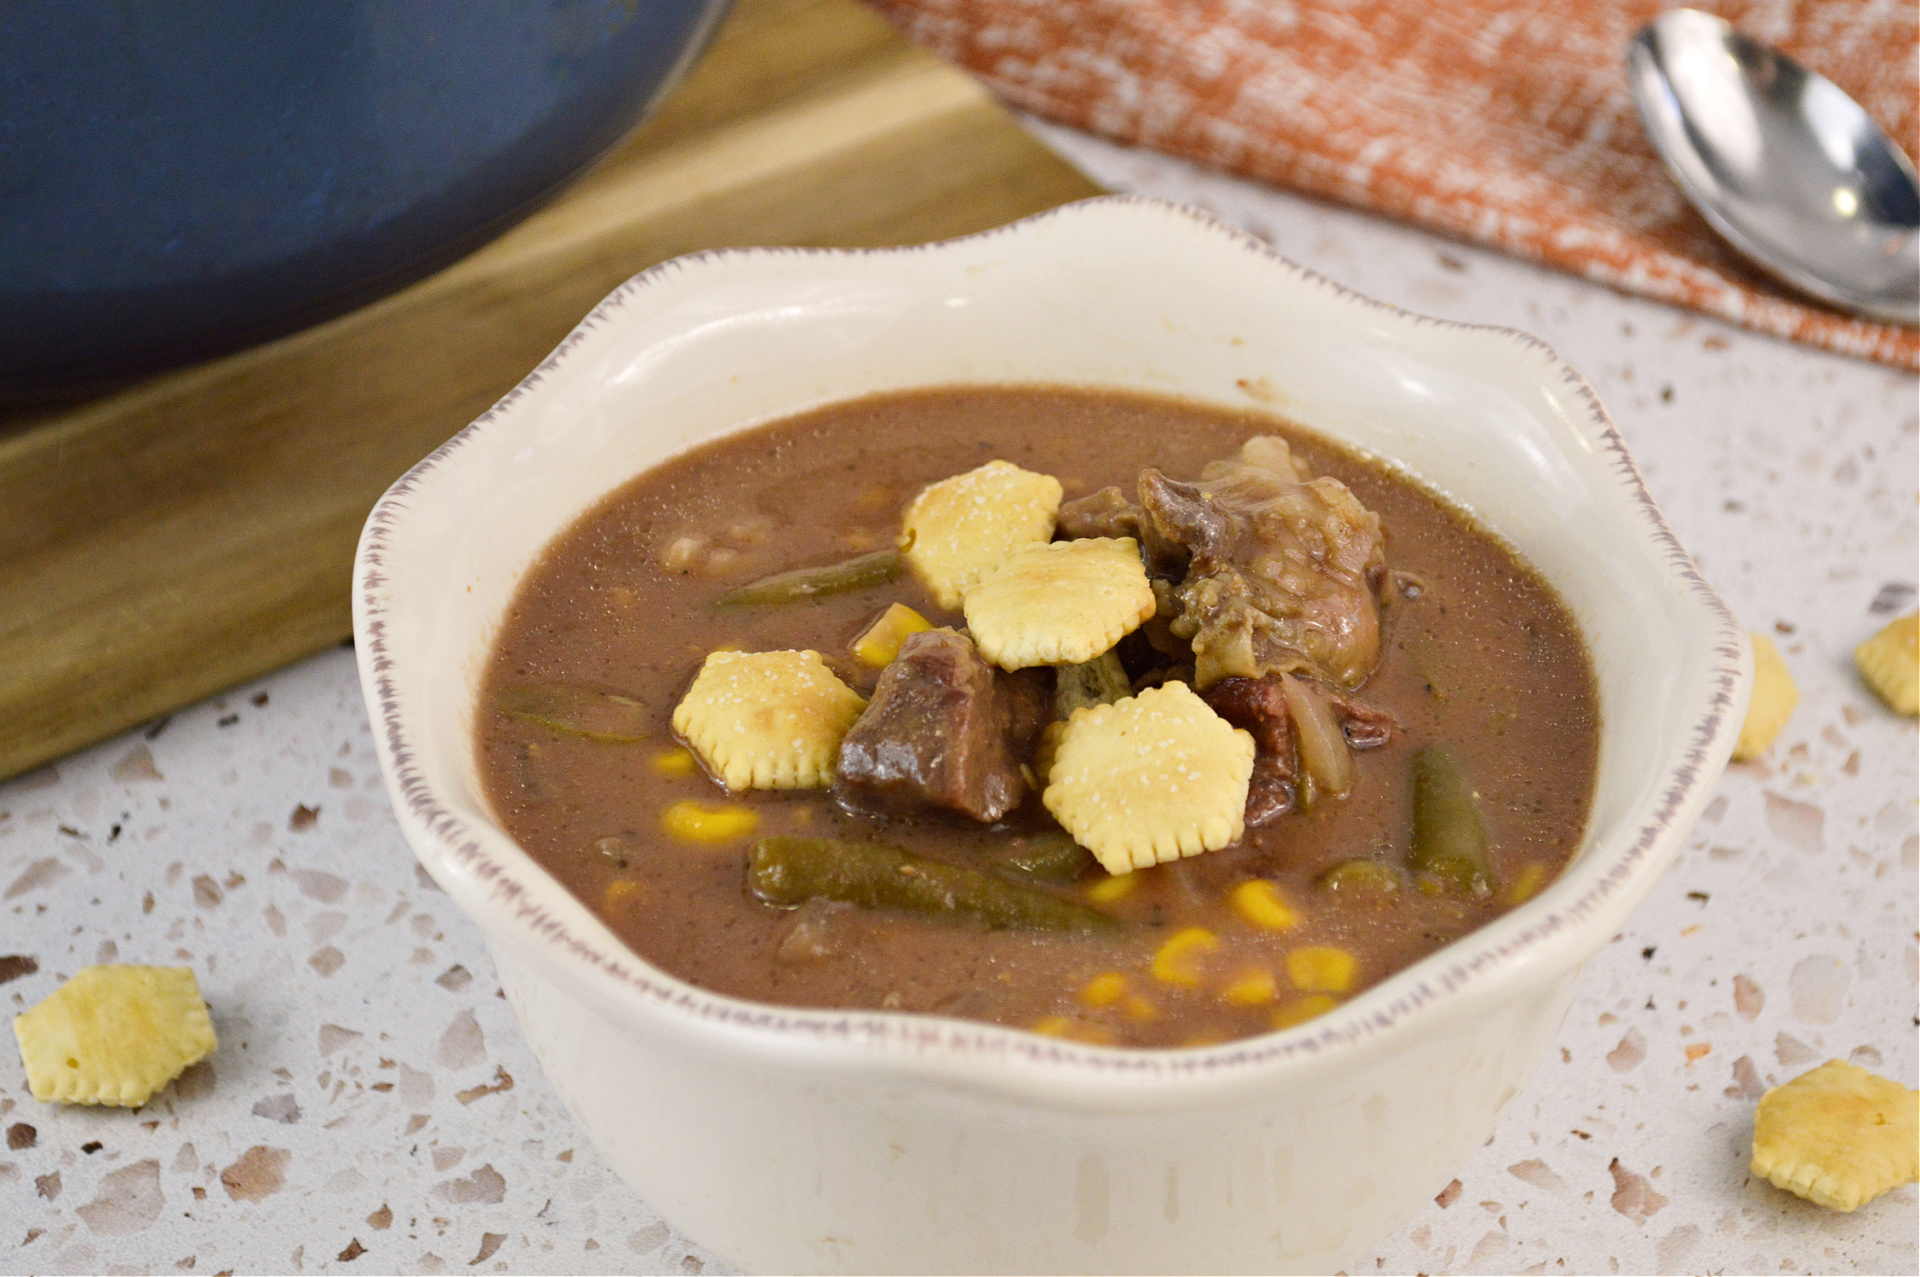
[3,125,1915,1276]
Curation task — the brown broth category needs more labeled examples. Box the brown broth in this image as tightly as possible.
[477,387,1599,1048]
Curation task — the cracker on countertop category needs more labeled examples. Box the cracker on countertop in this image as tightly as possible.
[1042,682,1254,874]
[1732,631,1797,761]
[13,965,217,1106]
[1854,612,1917,716]
[1750,1058,1918,1211]
[672,650,866,790]
[965,537,1156,670]
[899,460,1062,609]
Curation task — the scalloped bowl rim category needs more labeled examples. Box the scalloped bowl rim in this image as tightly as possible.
[353,194,1750,1108]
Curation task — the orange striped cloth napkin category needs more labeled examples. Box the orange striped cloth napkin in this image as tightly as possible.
[869,0,1918,368]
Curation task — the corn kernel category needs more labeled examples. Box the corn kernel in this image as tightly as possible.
[1230,879,1303,932]
[852,603,934,667]
[603,879,644,910]
[1286,946,1357,994]
[1123,995,1158,1023]
[1030,1015,1114,1045]
[1271,993,1341,1029]
[1151,927,1220,989]
[1499,861,1549,907]
[661,800,759,844]
[651,747,698,777]
[1081,972,1129,1007]
[1085,872,1137,905]
[1221,969,1278,1006]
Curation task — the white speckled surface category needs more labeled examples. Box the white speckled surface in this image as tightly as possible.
[3,124,1915,1275]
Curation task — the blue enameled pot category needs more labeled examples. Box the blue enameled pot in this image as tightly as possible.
[0,0,730,397]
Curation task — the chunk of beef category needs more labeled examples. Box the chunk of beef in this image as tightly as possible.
[1055,487,1140,540]
[1140,435,1387,690]
[1241,755,1297,827]
[1201,676,1298,827]
[1054,486,1187,577]
[1325,687,1397,749]
[833,629,1030,822]
[1202,675,1291,754]
[998,666,1050,756]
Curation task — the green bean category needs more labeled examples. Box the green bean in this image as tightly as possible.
[997,832,1095,884]
[1408,746,1492,896]
[496,685,649,743]
[747,836,1119,933]
[714,549,902,607]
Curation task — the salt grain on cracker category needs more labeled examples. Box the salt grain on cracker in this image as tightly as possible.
[13,965,217,1106]
[1043,682,1254,874]
[1854,612,1917,716]
[672,650,866,790]
[1732,631,1797,761]
[966,537,1156,670]
[899,460,1062,609]
[1751,1058,1918,1212]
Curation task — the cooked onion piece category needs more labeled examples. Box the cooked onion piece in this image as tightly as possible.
[1279,672,1354,798]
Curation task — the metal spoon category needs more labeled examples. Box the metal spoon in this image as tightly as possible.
[1627,8,1918,325]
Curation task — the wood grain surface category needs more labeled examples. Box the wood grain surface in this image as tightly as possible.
[0,0,1102,783]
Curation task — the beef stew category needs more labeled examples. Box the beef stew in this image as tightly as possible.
[477,386,1599,1048]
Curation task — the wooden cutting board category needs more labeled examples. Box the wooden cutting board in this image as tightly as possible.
[0,0,1102,783]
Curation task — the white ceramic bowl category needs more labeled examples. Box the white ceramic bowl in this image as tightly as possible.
[353,196,1751,1275]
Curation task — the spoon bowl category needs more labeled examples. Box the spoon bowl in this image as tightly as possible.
[1628,8,1918,325]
